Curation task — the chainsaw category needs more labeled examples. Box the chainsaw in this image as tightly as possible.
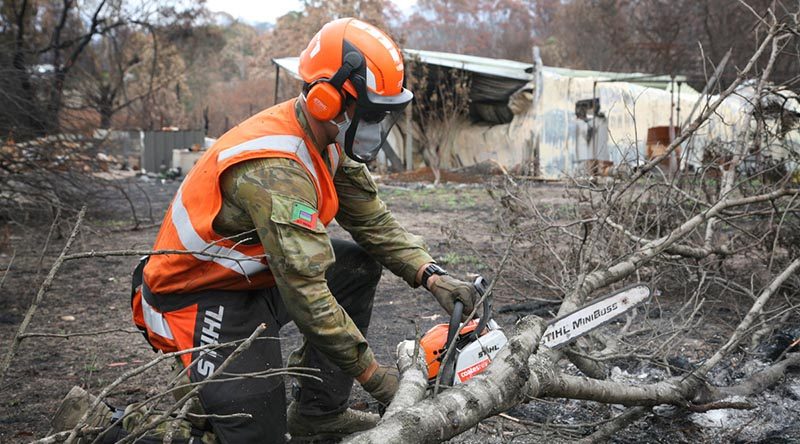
[420,277,652,386]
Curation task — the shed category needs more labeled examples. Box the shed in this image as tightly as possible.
[273,49,794,178]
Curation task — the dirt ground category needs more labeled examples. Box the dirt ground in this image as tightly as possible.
[0,175,798,443]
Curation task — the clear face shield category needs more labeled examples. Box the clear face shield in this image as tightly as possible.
[343,77,413,163]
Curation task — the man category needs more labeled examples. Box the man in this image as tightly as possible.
[58,18,480,443]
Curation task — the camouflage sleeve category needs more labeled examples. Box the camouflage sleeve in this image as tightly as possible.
[219,157,375,377]
[334,156,435,287]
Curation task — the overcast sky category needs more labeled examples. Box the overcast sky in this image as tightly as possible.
[205,0,418,24]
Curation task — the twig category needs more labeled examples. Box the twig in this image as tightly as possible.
[686,401,754,413]
[162,398,195,443]
[0,248,15,292]
[692,257,800,376]
[19,328,140,339]
[35,207,61,281]
[185,412,252,420]
[30,427,105,444]
[577,407,650,444]
[0,206,86,386]
[63,247,265,263]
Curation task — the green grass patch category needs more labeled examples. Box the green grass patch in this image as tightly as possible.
[437,252,483,268]
[379,186,485,210]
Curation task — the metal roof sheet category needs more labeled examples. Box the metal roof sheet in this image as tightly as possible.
[273,50,534,81]
[272,57,302,80]
[273,49,693,91]
[403,49,534,81]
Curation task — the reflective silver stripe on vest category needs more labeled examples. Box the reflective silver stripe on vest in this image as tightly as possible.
[217,135,319,183]
[141,291,174,339]
[171,187,268,276]
[328,144,341,175]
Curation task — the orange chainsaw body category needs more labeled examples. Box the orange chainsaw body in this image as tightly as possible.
[420,319,481,380]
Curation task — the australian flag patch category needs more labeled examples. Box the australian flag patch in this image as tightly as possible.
[290,202,319,229]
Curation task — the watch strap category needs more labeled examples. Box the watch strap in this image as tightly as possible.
[422,263,448,290]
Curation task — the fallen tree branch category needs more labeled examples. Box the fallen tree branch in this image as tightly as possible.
[30,427,105,444]
[604,216,732,259]
[531,361,685,407]
[345,316,546,443]
[571,189,798,311]
[34,207,61,281]
[574,257,800,438]
[705,353,800,401]
[383,340,428,420]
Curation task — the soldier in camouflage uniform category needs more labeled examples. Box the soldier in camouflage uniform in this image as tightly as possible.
[52,18,480,444]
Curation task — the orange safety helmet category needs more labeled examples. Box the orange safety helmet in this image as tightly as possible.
[298,18,413,162]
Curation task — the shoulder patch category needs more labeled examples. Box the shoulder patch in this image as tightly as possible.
[290,201,319,229]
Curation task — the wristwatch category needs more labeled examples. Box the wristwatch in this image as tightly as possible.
[421,263,448,290]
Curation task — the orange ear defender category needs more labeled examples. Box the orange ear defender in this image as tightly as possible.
[306,51,363,121]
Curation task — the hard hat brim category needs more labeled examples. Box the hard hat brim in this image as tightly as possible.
[362,87,413,111]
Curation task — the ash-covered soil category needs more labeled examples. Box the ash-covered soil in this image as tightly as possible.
[0,176,797,443]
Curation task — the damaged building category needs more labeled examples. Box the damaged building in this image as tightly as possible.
[273,49,800,179]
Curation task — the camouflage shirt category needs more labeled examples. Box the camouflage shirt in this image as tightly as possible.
[212,103,433,377]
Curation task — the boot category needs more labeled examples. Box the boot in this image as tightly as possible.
[287,401,379,442]
[50,386,123,443]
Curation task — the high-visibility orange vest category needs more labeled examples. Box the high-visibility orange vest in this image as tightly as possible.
[143,98,342,294]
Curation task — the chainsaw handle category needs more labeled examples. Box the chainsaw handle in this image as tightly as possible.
[445,301,464,348]
[440,277,491,386]
[473,276,491,340]
[444,276,491,348]
[439,300,463,386]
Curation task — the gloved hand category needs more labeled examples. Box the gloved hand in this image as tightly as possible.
[361,365,399,406]
[429,275,481,320]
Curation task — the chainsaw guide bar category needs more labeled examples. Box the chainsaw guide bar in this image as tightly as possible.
[541,284,652,349]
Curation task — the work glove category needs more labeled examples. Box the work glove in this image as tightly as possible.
[361,365,399,406]
[430,275,481,321]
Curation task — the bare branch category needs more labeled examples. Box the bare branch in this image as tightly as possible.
[0,206,86,386]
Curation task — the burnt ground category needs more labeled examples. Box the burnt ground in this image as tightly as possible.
[0,175,798,443]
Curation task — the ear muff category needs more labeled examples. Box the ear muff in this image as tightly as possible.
[305,51,363,121]
[306,81,343,121]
